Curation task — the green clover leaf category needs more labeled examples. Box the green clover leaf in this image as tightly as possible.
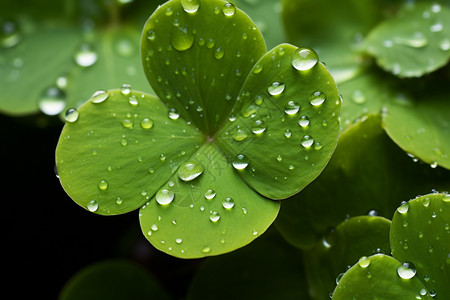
[56,0,341,258]
[332,193,450,300]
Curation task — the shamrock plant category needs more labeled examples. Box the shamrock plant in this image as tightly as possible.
[332,193,450,300]
[55,0,341,258]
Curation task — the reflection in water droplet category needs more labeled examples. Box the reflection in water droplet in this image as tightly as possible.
[440,38,450,51]
[209,211,220,222]
[98,179,108,190]
[298,115,310,127]
[172,26,194,51]
[291,47,318,71]
[301,135,314,148]
[156,188,174,205]
[310,91,325,106]
[87,200,99,212]
[232,128,248,141]
[204,189,216,200]
[232,154,249,170]
[140,118,154,129]
[214,47,224,60]
[178,161,204,181]
[181,0,200,13]
[394,32,428,48]
[397,262,416,279]
[168,108,180,120]
[358,256,370,268]
[121,83,131,95]
[90,90,109,103]
[251,119,266,134]
[268,82,285,96]
[352,90,366,104]
[39,86,66,116]
[74,43,98,67]
[397,201,409,214]
[1,20,22,48]
[222,197,235,209]
[284,101,300,115]
[222,3,236,16]
[65,108,79,123]
[201,246,211,254]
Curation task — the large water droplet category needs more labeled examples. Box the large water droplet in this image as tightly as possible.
[201,246,211,254]
[74,43,98,67]
[1,20,22,48]
[397,201,410,214]
[394,32,428,48]
[168,108,180,120]
[222,3,236,16]
[397,262,416,279]
[181,0,200,13]
[214,47,224,60]
[39,86,66,116]
[251,119,266,134]
[209,211,220,222]
[284,101,300,115]
[121,83,131,95]
[358,256,370,268]
[204,189,216,200]
[98,179,108,191]
[301,135,314,148]
[65,108,79,123]
[222,197,235,209]
[292,47,319,71]
[87,200,99,212]
[440,38,450,51]
[90,90,109,103]
[178,161,204,181]
[232,128,248,141]
[232,154,249,170]
[298,115,310,127]
[156,188,175,205]
[172,26,194,51]
[268,82,285,95]
[309,91,325,106]
[140,118,154,129]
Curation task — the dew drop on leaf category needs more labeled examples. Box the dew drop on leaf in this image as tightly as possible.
[176,238,183,244]
[397,262,416,279]
[74,43,98,67]
[222,3,236,16]
[268,82,285,96]
[397,201,410,214]
[156,188,175,205]
[121,119,133,128]
[204,189,216,200]
[222,197,235,209]
[147,30,156,41]
[168,108,180,120]
[301,135,314,148]
[201,246,211,254]
[358,256,370,268]
[121,84,131,95]
[98,179,108,191]
[65,108,79,123]
[251,119,266,134]
[214,47,224,60]
[90,90,109,104]
[181,0,200,13]
[209,211,220,222]
[87,200,99,212]
[232,128,248,141]
[298,115,310,127]
[291,47,318,71]
[178,161,204,181]
[440,38,450,51]
[309,91,326,106]
[1,20,22,48]
[232,154,249,170]
[140,118,154,129]
[172,26,194,51]
[284,101,300,115]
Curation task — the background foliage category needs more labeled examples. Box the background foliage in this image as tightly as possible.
[2,0,449,298]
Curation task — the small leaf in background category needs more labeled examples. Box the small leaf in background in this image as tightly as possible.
[383,87,450,170]
[332,193,450,299]
[364,2,450,78]
[304,216,391,300]
[59,260,172,300]
[275,115,450,249]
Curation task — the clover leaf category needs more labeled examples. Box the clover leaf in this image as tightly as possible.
[55,0,341,258]
[332,193,450,299]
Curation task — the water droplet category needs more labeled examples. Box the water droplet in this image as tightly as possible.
[397,201,409,214]
[181,0,199,13]
[128,95,138,106]
[430,22,443,33]
[251,119,266,134]
[209,211,220,222]
[65,108,79,123]
[115,197,123,205]
[147,30,156,41]
[268,82,285,96]
[204,189,216,200]
[314,142,323,150]
[1,20,22,48]
[397,262,416,279]
[120,84,131,95]
[140,118,154,129]
[284,129,292,138]
[309,91,325,106]
[90,90,109,103]
[352,90,366,104]
[39,86,66,115]
[291,47,318,71]
[394,32,428,48]
[214,47,224,59]
[284,101,300,115]
[222,197,235,209]
[176,238,183,244]
[222,3,236,16]
[232,154,249,170]
[74,43,98,67]
[232,128,248,141]
[178,161,204,181]
[443,194,450,202]
[201,246,211,253]
[156,188,174,205]
[121,119,133,128]
[168,108,180,120]
[440,38,450,51]
[172,26,194,51]
[301,135,314,148]
[151,224,158,231]
[87,200,99,212]
[298,115,310,127]
[358,256,370,268]
[98,179,108,190]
